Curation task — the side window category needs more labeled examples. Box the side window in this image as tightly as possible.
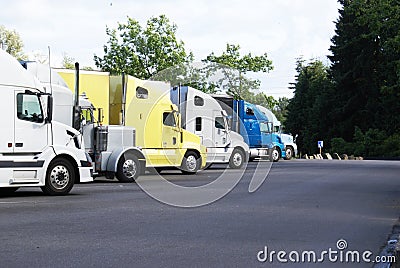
[163,112,176,127]
[260,122,271,133]
[246,107,254,115]
[195,117,202,131]
[194,96,204,106]
[16,93,44,123]
[136,87,148,99]
[215,117,225,129]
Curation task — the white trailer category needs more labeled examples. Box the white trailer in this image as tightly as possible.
[256,105,298,160]
[0,50,92,196]
[171,86,249,168]
[22,62,145,182]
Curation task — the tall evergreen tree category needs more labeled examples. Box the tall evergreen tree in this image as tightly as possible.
[329,0,400,140]
[286,59,334,155]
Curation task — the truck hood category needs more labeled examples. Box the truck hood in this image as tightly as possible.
[229,130,245,142]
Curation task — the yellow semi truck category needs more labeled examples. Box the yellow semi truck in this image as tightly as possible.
[57,70,206,174]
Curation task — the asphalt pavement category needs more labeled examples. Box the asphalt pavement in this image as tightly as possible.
[0,160,399,267]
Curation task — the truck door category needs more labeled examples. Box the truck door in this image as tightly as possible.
[161,111,179,163]
[0,89,14,153]
[213,111,229,147]
[14,91,48,153]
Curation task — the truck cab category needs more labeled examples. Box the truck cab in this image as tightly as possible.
[56,69,206,174]
[24,63,145,182]
[256,105,298,160]
[170,86,249,168]
[0,50,92,196]
[213,95,285,162]
[113,76,207,174]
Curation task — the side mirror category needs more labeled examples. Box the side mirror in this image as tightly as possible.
[45,95,53,123]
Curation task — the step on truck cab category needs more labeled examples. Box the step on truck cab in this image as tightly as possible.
[213,95,285,162]
[0,50,92,196]
[111,75,207,174]
[170,86,249,169]
[24,64,145,182]
[256,105,298,160]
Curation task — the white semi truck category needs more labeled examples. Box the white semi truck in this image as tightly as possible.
[171,86,249,168]
[0,50,93,195]
[22,62,146,182]
[256,105,298,160]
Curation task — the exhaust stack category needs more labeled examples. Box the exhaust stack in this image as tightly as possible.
[72,62,81,130]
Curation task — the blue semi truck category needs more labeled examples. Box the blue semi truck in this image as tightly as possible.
[212,95,285,162]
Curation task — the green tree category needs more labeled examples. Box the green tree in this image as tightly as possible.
[285,59,334,155]
[201,44,273,99]
[0,25,26,60]
[329,0,400,140]
[94,15,192,79]
[62,53,75,69]
[275,97,290,126]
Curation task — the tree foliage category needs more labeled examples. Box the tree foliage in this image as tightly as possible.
[285,59,334,155]
[200,44,273,99]
[94,15,192,79]
[329,0,400,140]
[286,0,400,157]
[0,25,26,60]
[62,53,75,69]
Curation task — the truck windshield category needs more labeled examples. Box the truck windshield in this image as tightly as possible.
[163,112,177,127]
[16,93,44,123]
[215,117,225,129]
[260,122,271,133]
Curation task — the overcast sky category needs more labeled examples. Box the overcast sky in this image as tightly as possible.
[1,0,341,98]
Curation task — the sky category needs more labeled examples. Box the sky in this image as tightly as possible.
[1,0,341,98]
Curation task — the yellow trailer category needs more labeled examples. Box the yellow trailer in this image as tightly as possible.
[57,69,110,124]
[110,75,206,173]
[57,69,206,173]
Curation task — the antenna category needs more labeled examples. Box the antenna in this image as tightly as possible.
[48,46,53,94]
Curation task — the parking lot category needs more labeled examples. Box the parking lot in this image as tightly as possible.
[1,160,399,267]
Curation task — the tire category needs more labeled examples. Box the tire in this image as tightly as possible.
[116,153,140,183]
[181,151,200,174]
[269,147,280,162]
[41,158,75,196]
[229,148,245,169]
[0,187,19,196]
[105,171,115,180]
[284,147,294,160]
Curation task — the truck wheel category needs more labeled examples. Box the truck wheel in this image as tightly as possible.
[181,151,200,174]
[269,148,280,162]
[41,158,75,196]
[284,147,294,160]
[229,149,244,169]
[116,153,140,182]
